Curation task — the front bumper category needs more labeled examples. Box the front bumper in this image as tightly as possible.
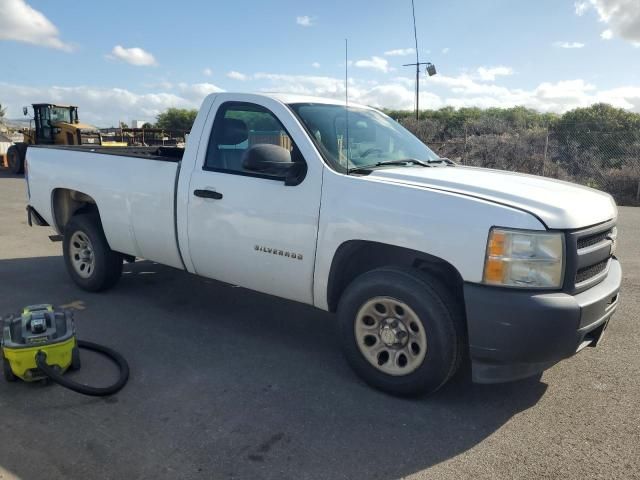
[465,258,621,383]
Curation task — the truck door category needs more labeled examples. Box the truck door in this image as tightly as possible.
[185,97,323,304]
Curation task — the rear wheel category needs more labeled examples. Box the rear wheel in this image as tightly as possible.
[63,214,123,292]
[7,146,24,174]
[338,266,464,396]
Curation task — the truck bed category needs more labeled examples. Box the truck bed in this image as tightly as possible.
[31,145,185,162]
[26,146,185,270]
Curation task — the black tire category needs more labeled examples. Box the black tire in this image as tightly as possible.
[7,146,24,174]
[63,214,123,292]
[71,345,82,371]
[3,356,17,382]
[337,266,465,396]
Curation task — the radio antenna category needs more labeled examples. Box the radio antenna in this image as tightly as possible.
[345,38,350,175]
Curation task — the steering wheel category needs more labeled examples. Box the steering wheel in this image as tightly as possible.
[360,148,383,158]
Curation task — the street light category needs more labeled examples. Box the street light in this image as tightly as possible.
[402,61,437,120]
[402,0,437,120]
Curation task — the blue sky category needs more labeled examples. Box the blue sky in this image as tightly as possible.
[1,0,639,126]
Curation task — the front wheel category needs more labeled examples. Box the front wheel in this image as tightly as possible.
[338,267,464,396]
[63,214,123,292]
[3,356,17,382]
[7,146,24,174]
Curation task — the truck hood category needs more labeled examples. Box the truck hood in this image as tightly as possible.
[369,165,617,229]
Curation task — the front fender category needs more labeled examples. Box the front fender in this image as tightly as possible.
[313,169,545,310]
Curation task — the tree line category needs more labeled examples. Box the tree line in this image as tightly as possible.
[152,103,640,142]
[134,108,198,132]
[390,103,640,206]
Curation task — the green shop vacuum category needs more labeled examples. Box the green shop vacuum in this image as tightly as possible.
[1,305,129,396]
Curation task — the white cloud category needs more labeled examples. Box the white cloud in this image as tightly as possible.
[442,47,450,54]
[108,45,157,66]
[203,68,213,77]
[384,48,415,56]
[257,70,621,113]
[601,28,613,39]
[428,74,514,97]
[354,56,390,73]
[0,81,223,126]
[296,15,313,27]
[226,71,249,81]
[593,85,640,110]
[476,66,514,81]
[0,0,73,51]
[408,72,640,113]
[254,73,344,96]
[4,67,640,130]
[177,82,224,100]
[311,62,321,68]
[576,0,640,45]
[575,1,590,15]
[535,79,596,100]
[554,41,586,48]
[253,72,437,110]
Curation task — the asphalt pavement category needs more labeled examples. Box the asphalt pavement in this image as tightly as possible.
[0,170,638,479]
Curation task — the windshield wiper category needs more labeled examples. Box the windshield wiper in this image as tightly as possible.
[428,157,456,165]
[349,158,443,174]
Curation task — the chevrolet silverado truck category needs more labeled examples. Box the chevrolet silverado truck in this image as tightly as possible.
[24,93,621,395]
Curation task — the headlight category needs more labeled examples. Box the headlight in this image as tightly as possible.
[483,228,564,289]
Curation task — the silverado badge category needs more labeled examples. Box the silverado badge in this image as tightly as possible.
[254,245,303,260]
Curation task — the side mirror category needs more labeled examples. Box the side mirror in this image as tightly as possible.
[242,144,306,186]
[23,106,28,116]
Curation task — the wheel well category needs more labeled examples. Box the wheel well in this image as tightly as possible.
[51,188,99,234]
[326,241,465,312]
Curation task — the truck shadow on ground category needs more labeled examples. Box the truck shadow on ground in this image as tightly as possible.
[0,256,548,480]
[0,169,23,179]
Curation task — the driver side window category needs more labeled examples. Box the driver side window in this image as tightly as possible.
[204,102,297,177]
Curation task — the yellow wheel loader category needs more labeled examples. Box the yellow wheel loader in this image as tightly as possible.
[5,104,127,174]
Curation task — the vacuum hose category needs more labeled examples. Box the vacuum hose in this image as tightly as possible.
[35,340,129,397]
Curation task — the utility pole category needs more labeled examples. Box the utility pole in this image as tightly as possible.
[403,0,436,121]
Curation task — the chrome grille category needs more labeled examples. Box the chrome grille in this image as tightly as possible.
[571,221,615,290]
[577,229,613,250]
[576,259,609,284]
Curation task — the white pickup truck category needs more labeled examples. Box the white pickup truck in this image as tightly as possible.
[25,92,621,395]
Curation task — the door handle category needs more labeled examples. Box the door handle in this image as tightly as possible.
[194,189,223,200]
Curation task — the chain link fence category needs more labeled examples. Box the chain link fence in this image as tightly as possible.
[401,119,640,206]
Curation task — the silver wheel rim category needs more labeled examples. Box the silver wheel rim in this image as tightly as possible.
[69,231,95,279]
[354,296,427,376]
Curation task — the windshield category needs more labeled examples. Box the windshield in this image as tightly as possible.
[289,103,440,172]
[50,107,73,123]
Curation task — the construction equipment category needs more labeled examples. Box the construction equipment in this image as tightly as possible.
[5,103,127,174]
